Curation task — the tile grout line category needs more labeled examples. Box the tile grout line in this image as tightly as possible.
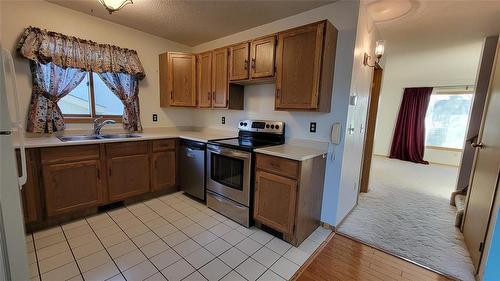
[31,233,43,281]
[59,226,85,280]
[84,215,127,281]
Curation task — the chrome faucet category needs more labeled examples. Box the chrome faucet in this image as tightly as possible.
[93,117,116,135]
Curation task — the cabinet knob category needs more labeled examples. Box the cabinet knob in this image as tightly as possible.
[251,58,256,69]
[244,59,248,70]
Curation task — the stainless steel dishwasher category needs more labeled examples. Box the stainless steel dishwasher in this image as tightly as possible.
[179,139,206,200]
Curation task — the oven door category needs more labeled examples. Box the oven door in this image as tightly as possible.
[206,144,251,206]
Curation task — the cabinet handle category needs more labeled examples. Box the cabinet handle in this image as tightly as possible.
[244,59,248,70]
[251,58,256,69]
[97,168,100,179]
[170,91,173,99]
[108,168,112,177]
[212,91,216,100]
[276,88,281,99]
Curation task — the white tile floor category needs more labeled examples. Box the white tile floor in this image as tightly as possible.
[27,192,331,281]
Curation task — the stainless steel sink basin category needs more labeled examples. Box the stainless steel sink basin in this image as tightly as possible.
[99,134,141,139]
[57,134,141,142]
[57,135,101,142]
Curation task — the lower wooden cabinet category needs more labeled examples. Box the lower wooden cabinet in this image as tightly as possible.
[254,170,297,234]
[108,154,150,201]
[43,160,102,217]
[17,149,41,224]
[151,151,176,192]
[254,153,326,246]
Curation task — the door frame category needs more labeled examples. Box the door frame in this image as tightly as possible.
[359,65,383,193]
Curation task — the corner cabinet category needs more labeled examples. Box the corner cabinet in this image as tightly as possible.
[254,153,326,246]
[275,20,337,112]
[160,52,196,107]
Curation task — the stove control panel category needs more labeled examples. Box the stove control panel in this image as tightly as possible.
[238,120,284,134]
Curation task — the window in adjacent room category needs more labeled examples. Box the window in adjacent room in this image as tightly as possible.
[425,87,474,150]
[59,72,123,121]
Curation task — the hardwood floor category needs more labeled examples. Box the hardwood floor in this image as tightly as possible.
[293,233,455,281]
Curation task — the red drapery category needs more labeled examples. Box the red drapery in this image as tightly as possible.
[389,87,433,164]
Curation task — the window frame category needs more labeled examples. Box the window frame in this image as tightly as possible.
[63,72,122,123]
[424,89,474,151]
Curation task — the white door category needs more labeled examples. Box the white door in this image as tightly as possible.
[463,40,500,271]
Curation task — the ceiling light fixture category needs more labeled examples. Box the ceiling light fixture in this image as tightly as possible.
[98,0,133,14]
[363,40,385,68]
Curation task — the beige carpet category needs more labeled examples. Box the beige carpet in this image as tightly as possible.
[338,156,475,281]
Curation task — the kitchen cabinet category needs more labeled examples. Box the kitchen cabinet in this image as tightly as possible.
[254,153,326,246]
[106,142,150,201]
[197,52,212,108]
[229,42,250,81]
[275,20,337,112]
[16,149,41,224]
[151,139,177,192]
[212,48,229,108]
[41,145,103,217]
[160,52,196,107]
[250,35,276,79]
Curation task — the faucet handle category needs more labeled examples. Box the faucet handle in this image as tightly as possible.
[93,117,103,125]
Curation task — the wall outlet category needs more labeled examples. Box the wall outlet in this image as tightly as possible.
[152,114,158,122]
[221,116,226,125]
[310,122,317,133]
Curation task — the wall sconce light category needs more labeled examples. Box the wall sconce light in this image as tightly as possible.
[363,40,385,68]
[98,0,133,14]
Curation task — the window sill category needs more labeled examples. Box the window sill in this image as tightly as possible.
[425,145,463,152]
[64,116,122,123]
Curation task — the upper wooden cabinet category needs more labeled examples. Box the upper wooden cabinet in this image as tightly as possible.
[160,52,196,107]
[275,21,337,112]
[212,48,229,108]
[229,42,250,81]
[197,52,212,108]
[250,36,276,79]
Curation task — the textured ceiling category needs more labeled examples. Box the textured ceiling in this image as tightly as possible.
[366,0,500,54]
[48,0,334,46]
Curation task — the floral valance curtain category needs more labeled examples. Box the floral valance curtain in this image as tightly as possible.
[17,27,145,79]
[17,27,145,133]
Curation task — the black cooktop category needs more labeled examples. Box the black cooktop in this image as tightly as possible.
[208,137,279,151]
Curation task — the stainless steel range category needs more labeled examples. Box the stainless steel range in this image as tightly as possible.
[206,120,285,227]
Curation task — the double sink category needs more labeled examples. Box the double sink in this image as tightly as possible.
[57,133,141,142]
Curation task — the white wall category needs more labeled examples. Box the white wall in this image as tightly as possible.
[373,40,483,166]
[1,0,194,131]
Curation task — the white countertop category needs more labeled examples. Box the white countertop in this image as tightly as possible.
[13,127,237,149]
[254,139,329,161]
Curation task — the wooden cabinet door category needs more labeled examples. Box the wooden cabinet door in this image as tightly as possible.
[167,52,196,107]
[275,22,324,110]
[43,160,102,217]
[212,48,228,108]
[229,42,249,81]
[250,36,276,79]
[197,52,212,108]
[17,149,40,223]
[254,170,297,235]
[108,154,150,201]
[151,151,176,192]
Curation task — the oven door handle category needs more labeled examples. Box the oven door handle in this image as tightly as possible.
[208,145,251,160]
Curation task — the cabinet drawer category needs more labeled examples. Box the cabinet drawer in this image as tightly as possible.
[106,141,148,157]
[256,153,299,179]
[152,139,176,152]
[41,145,100,164]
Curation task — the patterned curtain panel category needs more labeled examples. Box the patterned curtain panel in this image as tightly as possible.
[98,72,142,132]
[27,62,86,133]
[17,27,145,79]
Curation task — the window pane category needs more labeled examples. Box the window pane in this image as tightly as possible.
[93,73,124,116]
[425,93,473,149]
[59,73,91,115]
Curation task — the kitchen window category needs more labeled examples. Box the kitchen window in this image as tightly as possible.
[425,90,473,150]
[59,72,124,122]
